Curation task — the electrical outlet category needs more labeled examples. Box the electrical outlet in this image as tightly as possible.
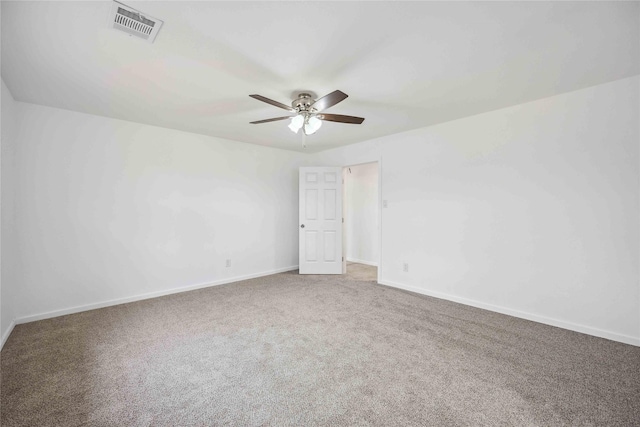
[226,259,231,268]
[403,263,409,273]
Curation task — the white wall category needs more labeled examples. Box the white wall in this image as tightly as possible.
[345,162,378,266]
[1,78,18,346]
[10,103,306,322]
[313,76,640,345]
[315,139,381,167]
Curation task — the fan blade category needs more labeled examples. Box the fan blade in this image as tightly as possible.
[250,116,292,124]
[249,94,294,112]
[317,114,364,124]
[311,90,348,112]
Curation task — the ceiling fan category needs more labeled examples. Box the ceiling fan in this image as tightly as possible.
[249,90,365,136]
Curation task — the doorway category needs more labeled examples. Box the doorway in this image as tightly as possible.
[343,162,379,281]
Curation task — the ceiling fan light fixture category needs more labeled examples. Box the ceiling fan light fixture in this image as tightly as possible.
[288,114,304,133]
[249,90,364,140]
[304,116,322,135]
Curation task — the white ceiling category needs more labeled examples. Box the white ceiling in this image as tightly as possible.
[2,1,638,153]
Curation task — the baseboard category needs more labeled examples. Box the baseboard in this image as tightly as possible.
[347,258,378,267]
[378,279,640,347]
[1,320,16,351]
[16,266,299,325]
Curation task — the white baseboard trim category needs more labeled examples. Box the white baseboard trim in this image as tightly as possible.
[16,266,299,325]
[378,279,640,347]
[347,258,378,267]
[1,320,16,351]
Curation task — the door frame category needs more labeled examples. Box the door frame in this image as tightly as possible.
[342,161,381,283]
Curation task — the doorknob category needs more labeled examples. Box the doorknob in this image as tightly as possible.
[300,224,305,228]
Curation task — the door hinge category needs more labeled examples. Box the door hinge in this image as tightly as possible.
[342,218,344,223]
[342,256,344,262]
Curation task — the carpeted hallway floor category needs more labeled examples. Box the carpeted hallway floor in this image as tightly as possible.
[1,264,639,426]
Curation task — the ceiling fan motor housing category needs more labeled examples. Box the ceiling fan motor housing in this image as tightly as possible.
[292,93,316,112]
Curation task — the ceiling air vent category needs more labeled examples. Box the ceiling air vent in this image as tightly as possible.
[109,1,163,43]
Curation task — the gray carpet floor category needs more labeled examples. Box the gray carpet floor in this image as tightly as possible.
[1,263,639,426]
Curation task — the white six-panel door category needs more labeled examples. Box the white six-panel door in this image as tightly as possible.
[299,167,343,274]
